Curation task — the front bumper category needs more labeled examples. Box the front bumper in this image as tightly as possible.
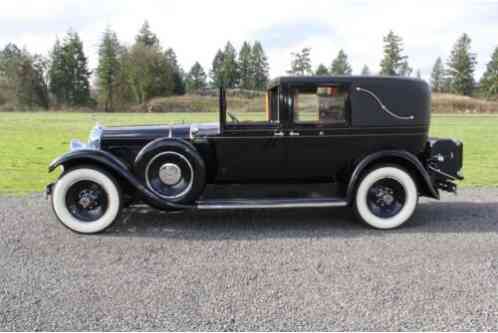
[45,182,54,199]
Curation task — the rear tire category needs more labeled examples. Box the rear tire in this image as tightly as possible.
[353,166,418,229]
[52,167,122,234]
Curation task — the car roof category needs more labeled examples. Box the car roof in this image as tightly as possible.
[267,75,425,90]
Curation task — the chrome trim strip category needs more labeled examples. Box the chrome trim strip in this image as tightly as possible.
[196,200,348,210]
[356,87,415,121]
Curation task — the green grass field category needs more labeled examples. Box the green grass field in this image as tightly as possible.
[1,112,497,195]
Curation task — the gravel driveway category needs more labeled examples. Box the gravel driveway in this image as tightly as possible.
[1,188,497,331]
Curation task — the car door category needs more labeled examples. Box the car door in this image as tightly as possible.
[283,83,352,181]
[211,89,288,182]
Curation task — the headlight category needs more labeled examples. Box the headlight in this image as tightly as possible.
[88,123,103,149]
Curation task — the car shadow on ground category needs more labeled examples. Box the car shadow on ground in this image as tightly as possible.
[103,200,498,240]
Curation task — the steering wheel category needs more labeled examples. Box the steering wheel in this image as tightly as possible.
[227,111,240,124]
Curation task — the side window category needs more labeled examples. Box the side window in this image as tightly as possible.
[293,85,349,125]
[225,89,279,125]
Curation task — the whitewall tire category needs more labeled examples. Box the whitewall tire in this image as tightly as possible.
[52,167,122,234]
[354,166,418,229]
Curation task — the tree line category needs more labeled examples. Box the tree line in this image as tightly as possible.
[287,30,498,99]
[1,25,497,112]
[0,21,270,111]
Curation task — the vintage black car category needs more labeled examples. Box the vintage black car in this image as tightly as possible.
[47,76,463,233]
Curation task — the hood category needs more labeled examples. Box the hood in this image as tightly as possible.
[101,122,220,142]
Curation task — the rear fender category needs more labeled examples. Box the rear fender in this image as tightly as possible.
[48,149,189,210]
[346,150,439,204]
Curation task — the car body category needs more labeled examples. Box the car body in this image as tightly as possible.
[47,76,464,233]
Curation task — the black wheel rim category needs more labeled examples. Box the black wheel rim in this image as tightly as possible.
[65,181,109,222]
[146,152,193,199]
[366,178,406,218]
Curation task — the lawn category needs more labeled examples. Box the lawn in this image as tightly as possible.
[1,112,497,195]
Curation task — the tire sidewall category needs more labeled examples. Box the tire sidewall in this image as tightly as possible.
[52,167,122,234]
[354,166,418,229]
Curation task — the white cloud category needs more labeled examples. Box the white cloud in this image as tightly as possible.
[0,0,497,81]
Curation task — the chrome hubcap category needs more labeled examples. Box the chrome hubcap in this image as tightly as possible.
[159,163,182,185]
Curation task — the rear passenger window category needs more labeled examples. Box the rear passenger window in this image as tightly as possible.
[293,85,349,125]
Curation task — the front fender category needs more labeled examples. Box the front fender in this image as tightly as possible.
[346,150,439,204]
[48,149,190,210]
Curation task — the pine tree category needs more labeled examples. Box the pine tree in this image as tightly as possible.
[221,41,239,89]
[186,62,207,92]
[135,21,159,48]
[315,63,329,76]
[431,57,446,92]
[416,69,422,80]
[479,46,498,99]
[380,30,408,76]
[361,65,371,75]
[165,48,186,95]
[97,27,121,112]
[210,49,225,88]
[65,31,91,105]
[238,41,253,89]
[330,49,352,75]
[48,31,91,106]
[446,33,477,96]
[128,24,175,103]
[288,48,312,76]
[251,41,270,90]
[399,60,413,77]
[48,38,66,104]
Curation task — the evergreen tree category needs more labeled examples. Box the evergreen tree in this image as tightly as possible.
[398,60,413,77]
[416,69,422,80]
[186,62,207,92]
[288,48,312,76]
[251,41,270,90]
[361,65,371,75]
[48,31,91,106]
[128,23,175,103]
[135,21,159,48]
[210,49,225,88]
[221,41,239,88]
[165,48,186,95]
[379,30,408,76]
[446,33,477,96]
[330,49,352,75]
[315,63,329,75]
[48,38,66,104]
[431,57,446,92]
[238,41,253,89]
[479,46,498,99]
[97,27,121,112]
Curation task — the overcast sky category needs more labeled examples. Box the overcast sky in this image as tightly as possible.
[1,0,497,81]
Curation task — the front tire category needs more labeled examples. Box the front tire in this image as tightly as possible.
[353,166,418,229]
[52,167,122,234]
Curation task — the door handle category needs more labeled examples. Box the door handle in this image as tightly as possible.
[273,131,285,137]
[289,131,300,136]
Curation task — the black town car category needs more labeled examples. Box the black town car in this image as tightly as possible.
[47,76,464,233]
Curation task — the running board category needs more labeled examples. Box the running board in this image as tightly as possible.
[196,197,348,210]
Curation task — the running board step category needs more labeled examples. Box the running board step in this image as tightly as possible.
[196,197,348,210]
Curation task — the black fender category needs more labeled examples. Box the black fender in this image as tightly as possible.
[48,149,190,210]
[346,150,439,204]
